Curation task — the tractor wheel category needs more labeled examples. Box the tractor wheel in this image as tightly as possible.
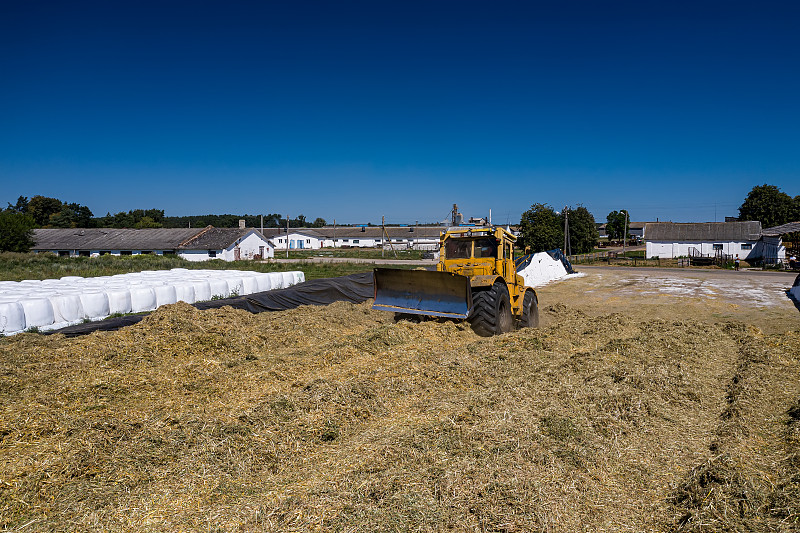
[519,290,539,328]
[469,281,514,337]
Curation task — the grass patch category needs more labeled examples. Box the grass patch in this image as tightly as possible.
[0,252,377,282]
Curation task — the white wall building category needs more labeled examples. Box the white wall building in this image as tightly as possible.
[644,221,783,262]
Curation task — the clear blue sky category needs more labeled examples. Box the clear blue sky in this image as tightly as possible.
[1,1,798,225]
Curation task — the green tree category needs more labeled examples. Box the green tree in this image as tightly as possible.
[6,196,29,213]
[311,217,326,228]
[48,203,94,228]
[134,216,162,228]
[563,205,598,254]
[27,195,63,226]
[0,212,36,252]
[519,203,563,253]
[606,210,630,240]
[738,184,795,228]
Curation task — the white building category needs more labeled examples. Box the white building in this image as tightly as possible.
[178,227,275,261]
[644,221,783,262]
[261,229,326,250]
[261,226,445,250]
[33,227,275,261]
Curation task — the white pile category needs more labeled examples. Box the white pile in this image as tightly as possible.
[516,252,581,288]
[0,269,305,335]
[791,275,800,302]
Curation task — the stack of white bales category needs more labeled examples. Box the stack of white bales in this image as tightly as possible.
[0,269,304,335]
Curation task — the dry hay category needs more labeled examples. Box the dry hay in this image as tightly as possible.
[0,299,798,532]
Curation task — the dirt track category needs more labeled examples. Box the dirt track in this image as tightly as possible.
[539,265,799,334]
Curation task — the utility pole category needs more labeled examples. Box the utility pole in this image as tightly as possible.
[563,206,571,256]
[381,216,398,258]
[333,219,336,249]
[286,214,290,258]
[622,210,628,258]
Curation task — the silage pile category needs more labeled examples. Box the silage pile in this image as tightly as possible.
[0,300,798,531]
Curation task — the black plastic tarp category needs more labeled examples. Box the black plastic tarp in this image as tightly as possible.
[52,272,375,337]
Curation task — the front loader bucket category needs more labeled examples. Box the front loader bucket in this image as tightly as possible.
[372,268,472,319]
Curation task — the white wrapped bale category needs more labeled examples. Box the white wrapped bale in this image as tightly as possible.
[225,277,245,296]
[0,302,25,334]
[19,298,55,329]
[130,287,157,312]
[190,281,212,302]
[80,292,110,319]
[153,285,178,306]
[174,283,196,304]
[255,273,273,292]
[240,275,258,295]
[208,279,229,299]
[270,272,285,289]
[49,294,85,323]
[106,288,132,315]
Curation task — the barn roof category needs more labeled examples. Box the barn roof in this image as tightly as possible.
[33,228,201,251]
[644,221,762,241]
[178,227,268,250]
[762,221,800,236]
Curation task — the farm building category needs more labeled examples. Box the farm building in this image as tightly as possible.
[32,227,275,261]
[260,226,445,250]
[597,221,648,239]
[644,221,785,263]
[260,228,327,250]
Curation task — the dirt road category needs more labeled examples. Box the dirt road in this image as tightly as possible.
[538,265,799,334]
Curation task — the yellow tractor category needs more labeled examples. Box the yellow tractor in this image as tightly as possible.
[373,226,538,336]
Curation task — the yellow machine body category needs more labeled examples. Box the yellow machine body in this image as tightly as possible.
[372,226,537,333]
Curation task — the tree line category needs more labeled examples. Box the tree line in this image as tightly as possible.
[2,185,799,253]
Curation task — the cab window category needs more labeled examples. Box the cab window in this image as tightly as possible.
[446,239,472,259]
[474,238,498,258]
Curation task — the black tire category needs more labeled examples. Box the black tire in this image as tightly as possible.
[469,281,514,337]
[519,290,539,328]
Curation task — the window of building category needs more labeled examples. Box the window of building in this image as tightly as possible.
[353,239,360,243]
[120,251,133,256]
[78,251,90,257]
[712,244,723,251]
[306,239,311,244]
[342,239,349,242]
[741,243,752,250]
[140,250,153,255]
[58,251,70,257]
[100,251,111,256]
[208,250,217,258]
[163,250,176,255]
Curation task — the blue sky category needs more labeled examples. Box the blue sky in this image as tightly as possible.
[1,1,798,225]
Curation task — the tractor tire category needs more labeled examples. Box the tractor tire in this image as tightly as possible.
[469,281,514,337]
[519,290,539,328]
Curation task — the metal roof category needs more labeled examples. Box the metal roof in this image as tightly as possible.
[33,228,201,251]
[762,221,800,236]
[178,228,268,250]
[644,221,762,241]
